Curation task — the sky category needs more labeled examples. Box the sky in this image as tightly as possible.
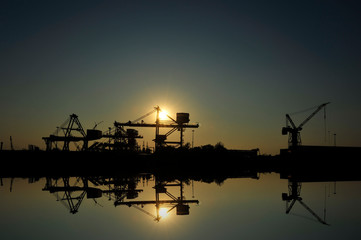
[1,0,361,154]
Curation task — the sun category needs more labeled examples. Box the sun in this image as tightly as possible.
[159,110,169,121]
[159,208,169,218]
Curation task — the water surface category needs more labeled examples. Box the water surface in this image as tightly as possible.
[1,173,361,240]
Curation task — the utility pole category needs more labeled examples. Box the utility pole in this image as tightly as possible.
[10,136,14,150]
[192,130,195,148]
[333,134,337,147]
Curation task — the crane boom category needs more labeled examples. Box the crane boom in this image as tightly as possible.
[298,102,330,129]
[286,114,297,129]
[132,109,157,123]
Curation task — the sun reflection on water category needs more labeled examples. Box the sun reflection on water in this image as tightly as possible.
[159,208,169,218]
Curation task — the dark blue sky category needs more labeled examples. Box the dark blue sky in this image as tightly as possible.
[1,1,361,153]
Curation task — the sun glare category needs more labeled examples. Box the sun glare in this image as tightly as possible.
[159,208,169,218]
[159,110,169,121]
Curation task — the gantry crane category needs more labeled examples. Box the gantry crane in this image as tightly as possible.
[42,114,102,151]
[115,106,199,151]
[282,102,330,147]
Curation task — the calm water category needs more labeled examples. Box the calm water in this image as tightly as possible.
[1,173,361,240]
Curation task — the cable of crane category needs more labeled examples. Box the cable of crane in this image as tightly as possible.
[288,104,323,116]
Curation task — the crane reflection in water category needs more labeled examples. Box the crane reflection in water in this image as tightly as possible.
[5,168,355,227]
[114,178,199,222]
[42,175,199,222]
[3,169,361,240]
[43,177,103,214]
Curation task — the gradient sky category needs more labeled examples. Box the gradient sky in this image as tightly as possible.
[1,0,361,154]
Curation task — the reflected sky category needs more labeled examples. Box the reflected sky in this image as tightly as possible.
[1,173,361,239]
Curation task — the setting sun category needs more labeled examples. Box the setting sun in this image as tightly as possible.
[159,110,169,121]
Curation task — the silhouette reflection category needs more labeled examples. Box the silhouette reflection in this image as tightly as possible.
[40,175,198,221]
[282,180,329,225]
[92,175,145,202]
[43,177,103,214]
[114,178,199,222]
[2,166,361,227]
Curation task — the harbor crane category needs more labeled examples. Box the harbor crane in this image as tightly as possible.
[282,102,330,147]
[115,106,199,151]
[42,114,102,151]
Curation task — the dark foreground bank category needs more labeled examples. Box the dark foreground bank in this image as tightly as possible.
[1,145,360,178]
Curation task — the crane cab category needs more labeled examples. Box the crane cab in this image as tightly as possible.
[176,204,190,215]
